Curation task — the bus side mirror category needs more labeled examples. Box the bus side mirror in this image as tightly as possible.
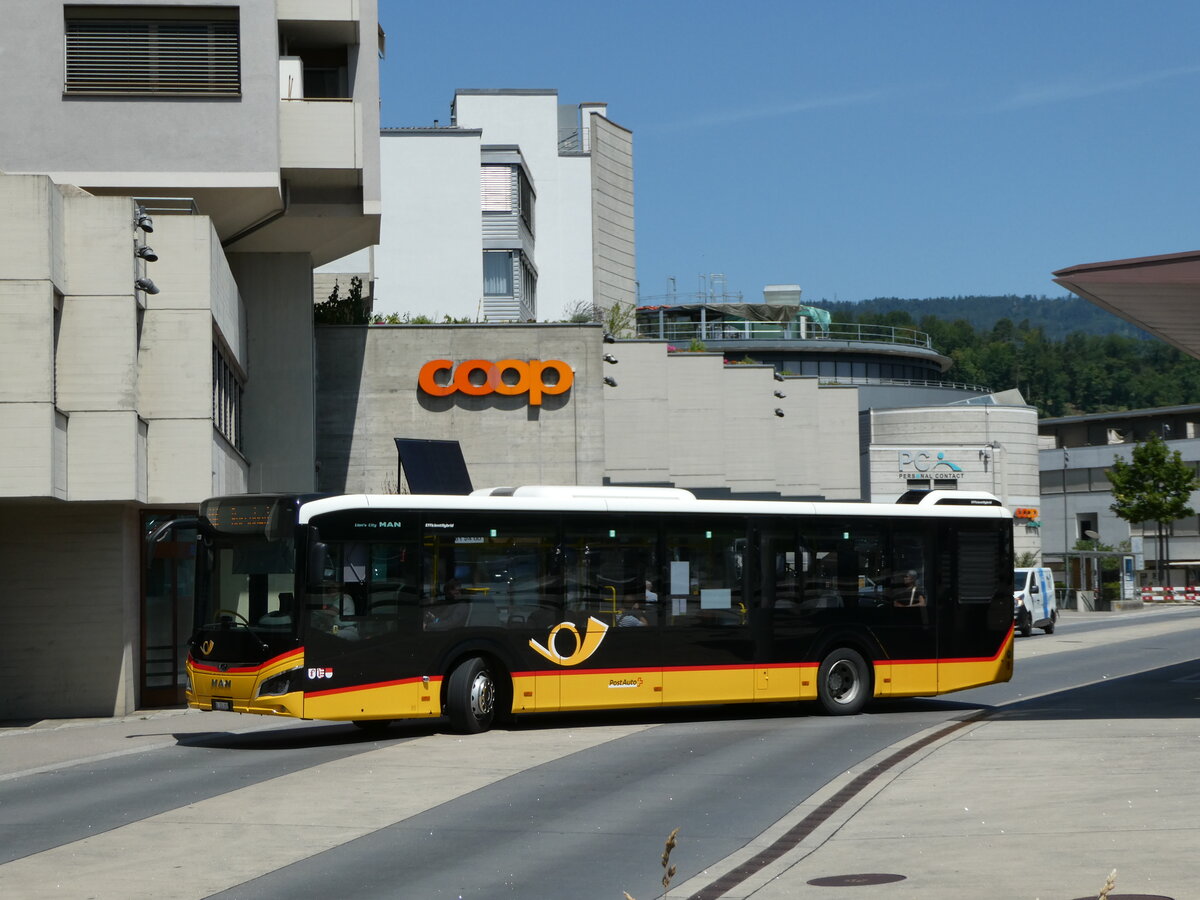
[308,541,328,586]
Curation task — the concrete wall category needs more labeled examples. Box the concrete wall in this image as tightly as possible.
[137,214,249,502]
[0,502,140,718]
[0,176,69,498]
[231,253,317,492]
[0,1,281,185]
[374,131,483,320]
[602,342,672,485]
[601,347,862,499]
[589,115,637,317]
[315,324,606,492]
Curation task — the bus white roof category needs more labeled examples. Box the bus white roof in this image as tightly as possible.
[296,486,1011,524]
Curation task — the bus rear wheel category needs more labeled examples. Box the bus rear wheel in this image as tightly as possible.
[446,657,497,734]
[817,648,870,715]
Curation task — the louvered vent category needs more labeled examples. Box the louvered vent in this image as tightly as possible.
[65,18,240,96]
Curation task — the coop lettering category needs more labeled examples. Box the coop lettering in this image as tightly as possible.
[418,359,574,406]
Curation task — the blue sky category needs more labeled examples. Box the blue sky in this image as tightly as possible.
[378,1,1200,310]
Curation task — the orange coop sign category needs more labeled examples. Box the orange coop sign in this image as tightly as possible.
[418,359,574,406]
[1014,507,1039,520]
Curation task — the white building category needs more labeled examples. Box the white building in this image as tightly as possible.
[323,89,636,323]
[0,1,381,718]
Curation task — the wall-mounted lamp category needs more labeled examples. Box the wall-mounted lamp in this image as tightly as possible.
[136,245,158,262]
[135,277,159,295]
[603,332,616,344]
[774,408,785,418]
[604,376,618,387]
[134,206,154,233]
[603,353,619,365]
[774,390,786,399]
[773,371,785,382]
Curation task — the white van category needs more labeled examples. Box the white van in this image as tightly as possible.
[1013,567,1057,636]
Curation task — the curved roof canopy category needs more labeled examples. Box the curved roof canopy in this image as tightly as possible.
[1054,251,1200,360]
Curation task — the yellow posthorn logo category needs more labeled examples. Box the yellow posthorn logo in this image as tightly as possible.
[200,640,214,656]
[529,617,609,666]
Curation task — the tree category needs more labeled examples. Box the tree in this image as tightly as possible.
[314,276,370,325]
[1106,434,1198,582]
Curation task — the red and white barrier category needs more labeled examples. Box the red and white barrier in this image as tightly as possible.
[1139,586,1200,603]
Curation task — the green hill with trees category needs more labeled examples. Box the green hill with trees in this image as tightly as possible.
[826,295,1200,417]
[823,295,1146,341]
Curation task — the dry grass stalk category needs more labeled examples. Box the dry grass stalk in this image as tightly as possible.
[623,827,681,900]
[1097,868,1117,899]
[661,827,680,889]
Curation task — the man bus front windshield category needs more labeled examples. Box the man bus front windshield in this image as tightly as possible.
[198,534,297,635]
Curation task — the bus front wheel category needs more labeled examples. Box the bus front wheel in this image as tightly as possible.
[446,657,497,734]
[817,648,870,715]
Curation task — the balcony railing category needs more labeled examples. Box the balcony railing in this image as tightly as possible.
[635,320,934,349]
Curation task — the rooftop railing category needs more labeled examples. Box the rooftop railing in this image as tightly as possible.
[634,319,934,349]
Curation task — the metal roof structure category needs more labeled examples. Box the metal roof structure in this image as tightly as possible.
[1053,250,1200,361]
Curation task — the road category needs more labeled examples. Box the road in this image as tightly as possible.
[1,606,1197,899]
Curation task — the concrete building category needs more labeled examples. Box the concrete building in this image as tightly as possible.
[313,326,864,500]
[0,1,381,718]
[1036,405,1200,592]
[322,89,636,323]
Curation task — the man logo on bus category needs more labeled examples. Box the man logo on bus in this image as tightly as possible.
[418,358,574,406]
[529,617,609,666]
[898,450,963,473]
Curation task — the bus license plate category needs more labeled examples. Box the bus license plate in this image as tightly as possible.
[212,699,233,711]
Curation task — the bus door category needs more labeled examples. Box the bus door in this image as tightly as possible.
[660,517,754,705]
[421,512,564,713]
[798,521,937,698]
[937,521,1013,693]
[558,518,662,711]
[301,526,425,721]
[750,519,806,701]
[885,524,938,696]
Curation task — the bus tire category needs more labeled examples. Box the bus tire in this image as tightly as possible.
[446,656,497,734]
[817,647,870,715]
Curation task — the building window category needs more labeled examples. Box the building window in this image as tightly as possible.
[64,7,240,96]
[483,251,514,297]
[481,167,512,212]
[520,254,537,312]
[212,343,243,450]
[518,167,534,235]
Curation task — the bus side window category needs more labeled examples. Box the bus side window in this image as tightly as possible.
[665,522,745,627]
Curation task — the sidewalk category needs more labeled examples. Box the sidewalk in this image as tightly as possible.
[0,707,291,781]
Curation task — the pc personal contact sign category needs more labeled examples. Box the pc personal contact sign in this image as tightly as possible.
[418,358,574,406]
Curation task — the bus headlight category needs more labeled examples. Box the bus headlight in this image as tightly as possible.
[256,669,298,698]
